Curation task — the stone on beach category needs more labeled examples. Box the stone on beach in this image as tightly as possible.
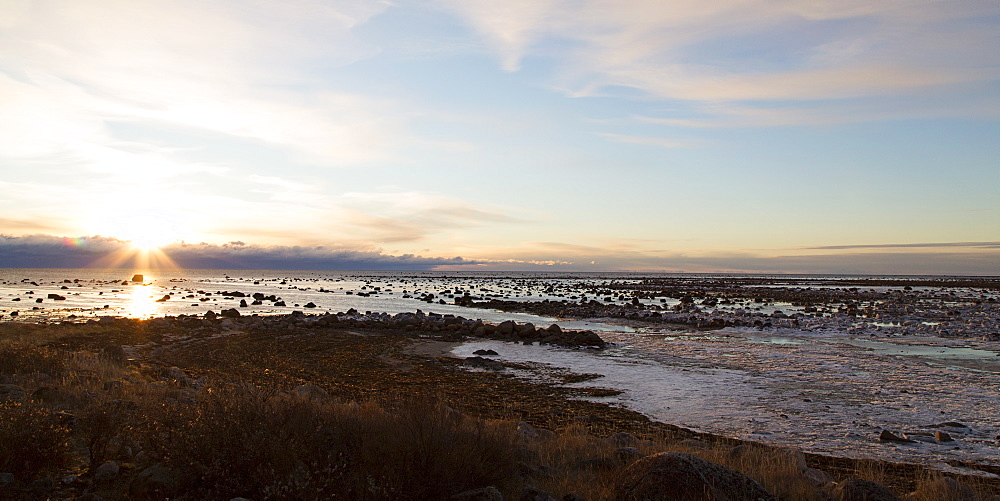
[612,451,775,501]
[830,478,900,501]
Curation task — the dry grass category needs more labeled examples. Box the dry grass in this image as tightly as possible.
[1,321,996,500]
[0,402,73,479]
[132,386,518,500]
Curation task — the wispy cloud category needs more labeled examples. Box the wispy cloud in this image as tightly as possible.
[442,0,999,125]
[0,0,406,168]
[804,242,1000,251]
[597,133,694,149]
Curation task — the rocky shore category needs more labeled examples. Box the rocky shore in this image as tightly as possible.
[2,314,999,499]
[452,276,1000,341]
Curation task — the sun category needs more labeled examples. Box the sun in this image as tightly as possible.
[84,208,184,254]
[127,231,177,252]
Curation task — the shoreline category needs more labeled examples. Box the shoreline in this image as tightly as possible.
[7,311,999,490]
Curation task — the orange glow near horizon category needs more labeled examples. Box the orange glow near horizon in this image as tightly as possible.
[92,244,181,270]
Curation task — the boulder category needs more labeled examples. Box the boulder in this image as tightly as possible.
[473,349,499,356]
[94,461,120,483]
[520,487,557,501]
[908,477,975,501]
[293,383,330,401]
[0,384,26,403]
[613,451,775,501]
[129,464,191,499]
[100,345,128,366]
[464,356,504,371]
[878,430,915,443]
[934,431,953,442]
[607,432,639,448]
[451,486,504,501]
[221,308,241,318]
[613,447,643,464]
[830,478,900,501]
[518,323,536,337]
[131,274,144,282]
[516,422,555,442]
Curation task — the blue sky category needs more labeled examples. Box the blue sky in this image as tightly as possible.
[1,0,998,273]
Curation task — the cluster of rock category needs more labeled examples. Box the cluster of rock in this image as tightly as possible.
[92,309,607,349]
[456,295,1000,341]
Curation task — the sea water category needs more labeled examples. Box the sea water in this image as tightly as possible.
[2,268,998,475]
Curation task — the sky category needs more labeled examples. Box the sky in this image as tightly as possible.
[1,0,998,274]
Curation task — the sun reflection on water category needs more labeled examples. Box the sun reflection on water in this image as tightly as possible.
[126,278,161,319]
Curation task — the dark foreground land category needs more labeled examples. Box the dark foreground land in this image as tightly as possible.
[1,314,998,500]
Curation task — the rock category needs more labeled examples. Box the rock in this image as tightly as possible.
[239,299,248,307]
[613,447,643,464]
[473,349,499,356]
[908,477,975,501]
[934,431,953,442]
[30,477,55,495]
[102,380,124,392]
[221,308,241,318]
[164,367,189,385]
[0,385,26,403]
[464,356,505,371]
[547,324,562,334]
[293,383,330,401]
[516,422,555,442]
[94,461,120,483]
[131,274,143,282]
[831,478,900,501]
[204,310,218,320]
[607,431,639,448]
[878,430,916,443]
[32,386,64,403]
[129,464,190,499]
[497,320,516,335]
[100,345,128,366]
[575,457,618,471]
[304,302,317,308]
[774,447,807,472]
[931,421,968,428]
[803,467,833,486]
[612,451,775,501]
[155,294,170,302]
[521,486,557,501]
[562,495,586,501]
[451,486,504,501]
[0,472,14,487]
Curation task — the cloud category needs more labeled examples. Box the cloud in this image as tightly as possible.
[597,133,693,149]
[804,242,1000,251]
[0,0,406,167]
[442,0,999,124]
[0,234,475,271]
[452,239,1000,275]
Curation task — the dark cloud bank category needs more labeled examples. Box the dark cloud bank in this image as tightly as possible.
[1,234,997,275]
[0,235,473,271]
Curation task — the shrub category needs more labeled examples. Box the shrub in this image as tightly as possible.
[0,340,65,377]
[136,386,516,500]
[0,402,72,481]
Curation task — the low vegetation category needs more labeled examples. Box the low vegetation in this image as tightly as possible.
[0,322,995,500]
